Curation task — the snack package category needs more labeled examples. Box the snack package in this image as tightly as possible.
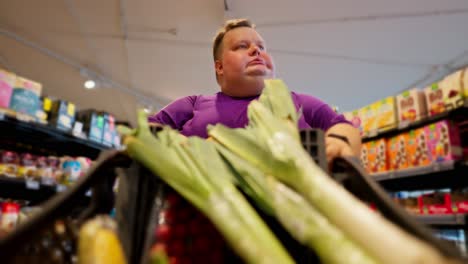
[396,89,427,124]
[462,67,468,98]
[18,153,37,180]
[424,120,462,163]
[0,69,15,108]
[387,133,409,171]
[360,142,370,172]
[9,76,42,117]
[36,156,55,185]
[367,139,387,174]
[425,73,464,116]
[439,69,465,109]
[0,151,20,177]
[360,103,378,136]
[452,188,468,214]
[407,128,431,167]
[375,96,397,131]
[418,191,453,215]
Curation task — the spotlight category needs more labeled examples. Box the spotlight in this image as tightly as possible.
[84,80,96,89]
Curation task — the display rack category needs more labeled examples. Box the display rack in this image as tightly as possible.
[362,100,468,142]
[371,161,468,191]
[0,109,110,159]
[416,215,468,228]
[0,176,91,205]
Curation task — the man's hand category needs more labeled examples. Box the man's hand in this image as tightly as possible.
[325,136,354,162]
[325,123,361,164]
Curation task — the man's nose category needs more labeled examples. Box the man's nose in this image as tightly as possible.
[249,45,260,56]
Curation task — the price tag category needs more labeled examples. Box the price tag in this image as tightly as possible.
[56,184,67,192]
[25,180,40,190]
[67,103,75,116]
[16,113,30,122]
[85,190,92,197]
[73,121,84,137]
[0,111,5,121]
[398,120,410,129]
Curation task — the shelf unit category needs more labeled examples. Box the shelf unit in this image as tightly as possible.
[0,109,110,160]
[370,161,468,191]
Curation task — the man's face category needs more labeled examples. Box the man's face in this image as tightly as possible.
[215,27,275,96]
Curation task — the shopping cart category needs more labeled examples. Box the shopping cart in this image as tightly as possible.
[0,129,464,263]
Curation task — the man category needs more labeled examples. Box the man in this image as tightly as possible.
[150,18,361,163]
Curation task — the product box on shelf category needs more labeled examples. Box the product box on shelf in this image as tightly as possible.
[424,120,463,163]
[367,138,387,174]
[407,128,431,167]
[76,110,104,144]
[425,76,464,116]
[396,89,427,124]
[360,103,378,136]
[452,189,468,214]
[439,69,465,109]
[418,191,453,215]
[9,76,42,117]
[360,142,370,172]
[375,96,398,131]
[0,151,20,177]
[0,69,15,108]
[463,67,468,98]
[48,100,76,132]
[102,113,116,147]
[387,133,409,171]
[17,153,37,180]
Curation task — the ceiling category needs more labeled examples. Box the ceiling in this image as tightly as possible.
[1,0,467,124]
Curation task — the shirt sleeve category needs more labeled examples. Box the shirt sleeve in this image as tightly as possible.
[148,96,197,130]
[296,93,351,131]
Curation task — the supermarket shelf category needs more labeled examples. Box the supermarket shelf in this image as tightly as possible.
[0,176,90,206]
[416,214,468,228]
[362,100,468,142]
[0,110,111,159]
[372,161,468,191]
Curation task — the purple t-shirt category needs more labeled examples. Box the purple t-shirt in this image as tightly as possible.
[149,92,349,138]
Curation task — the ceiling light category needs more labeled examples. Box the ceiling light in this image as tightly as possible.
[84,80,96,89]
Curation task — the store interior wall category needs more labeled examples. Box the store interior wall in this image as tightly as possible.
[1,0,467,125]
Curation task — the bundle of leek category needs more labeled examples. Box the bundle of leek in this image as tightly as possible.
[118,112,294,264]
[208,79,458,264]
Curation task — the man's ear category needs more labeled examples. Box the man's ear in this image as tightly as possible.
[215,60,223,77]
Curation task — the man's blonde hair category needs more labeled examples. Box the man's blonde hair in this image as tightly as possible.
[212,18,255,61]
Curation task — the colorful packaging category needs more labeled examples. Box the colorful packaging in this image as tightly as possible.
[36,156,55,185]
[439,69,465,109]
[0,151,20,177]
[407,128,431,167]
[102,113,115,147]
[425,74,464,116]
[48,100,76,131]
[387,133,409,171]
[418,192,453,215]
[424,120,462,163]
[17,153,37,180]
[462,67,468,98]
[62,159,82,185]
[0,69,15,108]
[9,76,42,117]
[375,96,397,131]
[396,89,427,124]
[360,142,370,172]
[367,139,387,174]
[1,202,20,232]
[360,103,378,136]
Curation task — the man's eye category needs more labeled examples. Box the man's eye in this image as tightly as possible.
[236,43,248,49]
[258,45,265,51]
